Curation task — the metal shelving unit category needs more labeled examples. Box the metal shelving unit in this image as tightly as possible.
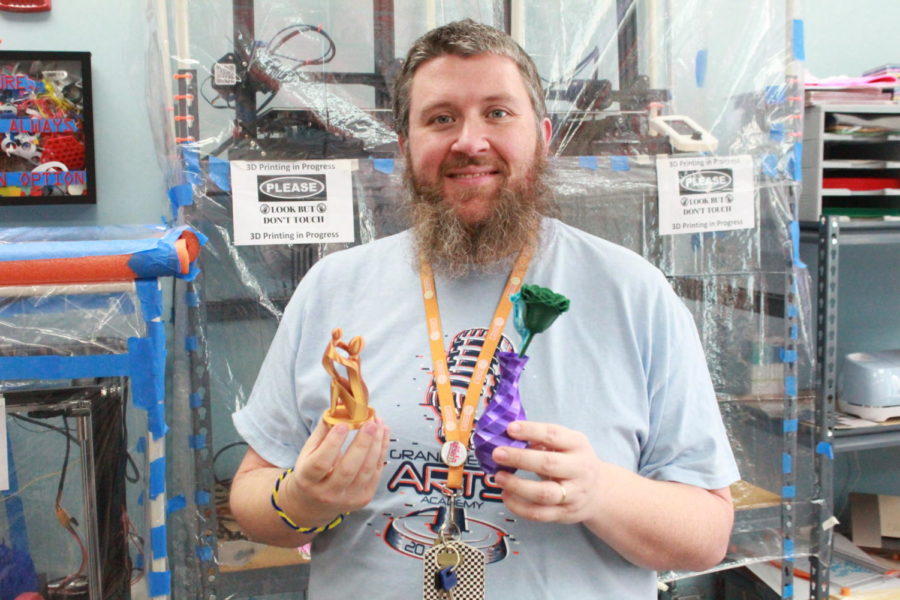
[801,216,900,598]
[806,218,900,451]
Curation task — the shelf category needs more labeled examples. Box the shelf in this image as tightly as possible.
[822,159,893,169]
[833,422,900,452]
[822,133,900,142]
[800,219,900,245]
[822,189,900,196]
[808,102,900,113]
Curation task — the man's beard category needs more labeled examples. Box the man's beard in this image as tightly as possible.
[404,148,555,279]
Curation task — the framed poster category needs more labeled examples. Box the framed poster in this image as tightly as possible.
[0,50,96,206]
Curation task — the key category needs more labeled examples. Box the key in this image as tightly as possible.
[436,566,458,599]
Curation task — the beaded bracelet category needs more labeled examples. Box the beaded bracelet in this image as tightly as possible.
[270,468,346,534]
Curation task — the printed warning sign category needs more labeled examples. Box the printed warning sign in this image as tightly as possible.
[656,155,755,235]
[231,160,356,246]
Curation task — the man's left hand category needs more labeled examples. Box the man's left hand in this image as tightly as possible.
[490,420,599,524]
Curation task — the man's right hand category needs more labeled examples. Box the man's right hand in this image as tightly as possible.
[229,417,390,547]
[282,417,391,529]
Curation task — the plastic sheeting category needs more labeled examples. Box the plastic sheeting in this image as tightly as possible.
[0,225,205,285]
[0,225,206,599]
[145,1,820,598]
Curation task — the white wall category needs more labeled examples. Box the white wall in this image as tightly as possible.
[800,0,899,78]
[0,1,167,227]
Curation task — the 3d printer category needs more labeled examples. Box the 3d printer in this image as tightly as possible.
[199,0,717,161]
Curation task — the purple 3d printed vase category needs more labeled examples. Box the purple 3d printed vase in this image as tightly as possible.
[474,351,528,474]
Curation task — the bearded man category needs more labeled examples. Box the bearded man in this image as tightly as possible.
[230,19,738,600]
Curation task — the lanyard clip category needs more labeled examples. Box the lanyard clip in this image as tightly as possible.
[437,488,462,543]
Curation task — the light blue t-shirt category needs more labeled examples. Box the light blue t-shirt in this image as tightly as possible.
[233,218,739,599]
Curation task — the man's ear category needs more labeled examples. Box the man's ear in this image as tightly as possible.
[540,117,552,155]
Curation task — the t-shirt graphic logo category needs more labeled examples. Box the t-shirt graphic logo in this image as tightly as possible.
[381,328,517,563]
[424,327,515,443]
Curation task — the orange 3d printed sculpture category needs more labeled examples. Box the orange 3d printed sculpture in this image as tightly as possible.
[322,328,375,428]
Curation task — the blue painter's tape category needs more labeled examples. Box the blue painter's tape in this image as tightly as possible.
[149,457,166,500]
[151,525,167,558]
[185,291,200,307]
[148,327,165,389]
[783,419,799,433]
[790,324,798,340]
[787,305,799,318]
[578,156,599,170]
[3,444,29,553]
[189,392,203,408]
[0,225,193,262]
[196,546,215,561]
[136,436,146,454]
[783,583,793,599]
[782,452,792,474]
[149,571,172,598]
[762,154,778,177]
[764,85,786,104]
[610,156,630,171]
[181,146,202,184]
[127,225,206,281]
[372,158,394,174]
[167,494,187,514]
[168,184,193,210]
[181,260,201,282]
[792,143,803,181]
[769,123,785,142]
[196,490,211,506]
[136,279,162,321]
[792,20,805,61]
[816,441,835,460]
[785,375,798,396]
[185,336,198,352]
[779,348,798,363]
[149,402,168,440]
[695,49,708,87]
[0,353,130,380]
[189,433,207,449]
[782,485,796,499]
[208,156,231,192]
[129,337,156,410]
[134,552,144,570]
[785,538,795,556]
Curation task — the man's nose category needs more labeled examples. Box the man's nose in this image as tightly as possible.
[450,119,490,155]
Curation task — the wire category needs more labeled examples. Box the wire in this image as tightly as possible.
[266,23,336,68]
[51,414,88,595]
[213,440,249,541]
[10,412,80,443]
[120,508,145,585]
[542,46,600,85]
[8,382,133,596]
[213,440,248,486]
[200,74,234,110]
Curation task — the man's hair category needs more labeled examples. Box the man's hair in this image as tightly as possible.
[391,18,547,138]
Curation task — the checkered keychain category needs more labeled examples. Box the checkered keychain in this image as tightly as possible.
[422,539,486,600]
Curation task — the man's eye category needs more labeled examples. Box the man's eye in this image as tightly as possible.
[433,115,453,124]
[488,109,509,118]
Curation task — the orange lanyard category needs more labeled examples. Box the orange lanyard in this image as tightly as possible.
[419,250,531,489]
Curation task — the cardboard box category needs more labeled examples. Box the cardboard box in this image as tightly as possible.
[850,493,900,549]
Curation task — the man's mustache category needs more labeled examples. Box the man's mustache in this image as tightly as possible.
[439,156,510,178]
